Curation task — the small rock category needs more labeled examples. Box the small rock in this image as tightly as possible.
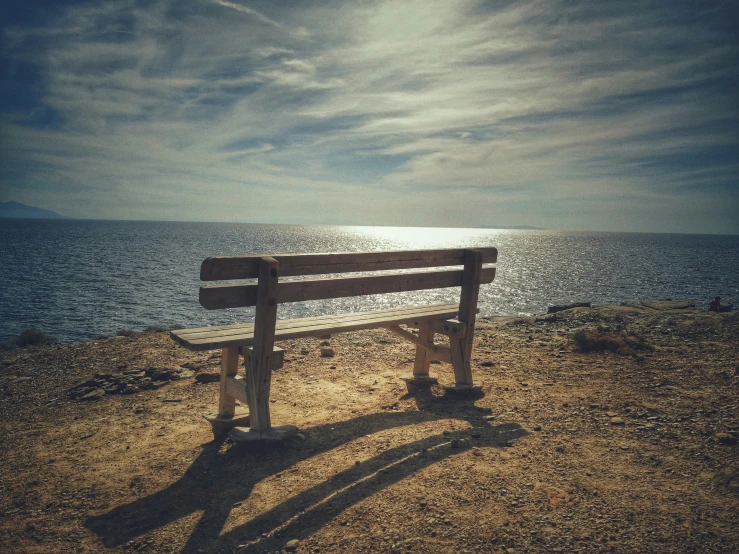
[178,369,196,379]
[320,347,335,358]
[150,369,173,381]
[716,432,737,446]
[81,389,105,401]
[609,417,626,426]
[285,539,300,551]
[480,361,494,367]
[195,372,220,383]
[606,411,619,417]
[320,340,330,346]
[533,425,542,431]
[300,348,309,355]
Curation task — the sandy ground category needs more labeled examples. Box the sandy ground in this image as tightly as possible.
[1,301,738,554]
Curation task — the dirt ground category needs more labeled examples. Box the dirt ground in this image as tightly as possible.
[1,301,738,554]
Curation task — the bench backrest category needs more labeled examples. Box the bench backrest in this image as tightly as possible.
[199,248,497,310]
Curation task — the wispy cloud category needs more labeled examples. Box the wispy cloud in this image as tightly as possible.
[0,0,737,233]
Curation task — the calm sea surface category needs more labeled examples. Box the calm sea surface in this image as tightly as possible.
[1,220,738,343]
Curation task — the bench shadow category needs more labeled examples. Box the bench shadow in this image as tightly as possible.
[85,390,528,553]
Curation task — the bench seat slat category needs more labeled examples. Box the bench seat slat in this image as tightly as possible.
[170,303,460,351]
[174,303,456,338]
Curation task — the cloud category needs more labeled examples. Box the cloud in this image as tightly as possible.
[0,0,737,233]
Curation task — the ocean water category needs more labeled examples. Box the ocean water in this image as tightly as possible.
[1,219,737,343]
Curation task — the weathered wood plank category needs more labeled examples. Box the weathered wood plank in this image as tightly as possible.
[452,250,482,385]
[245,257,279,431]
[200,267,496,309]
[174,303,459,340]
[201,247,498,280]
[386,325,452,364]
[433,318,466,337]
[225,375,248,404]
[171,304,461,351]
[413,321,433,374]
[244,346,285,370]
[218,347,239,418]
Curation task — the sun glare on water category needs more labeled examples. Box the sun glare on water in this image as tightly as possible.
[343,225,510,251]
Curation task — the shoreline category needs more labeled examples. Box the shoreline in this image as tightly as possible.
[1,301,737,553]
[1,298,728,349]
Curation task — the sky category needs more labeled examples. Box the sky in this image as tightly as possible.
[0,0,737,234]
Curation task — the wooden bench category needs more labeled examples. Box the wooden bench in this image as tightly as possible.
[171,247,497,442]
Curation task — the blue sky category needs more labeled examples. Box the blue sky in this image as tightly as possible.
[1,0,737,233]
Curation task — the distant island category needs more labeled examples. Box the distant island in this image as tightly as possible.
[478,225,545,230]
[0,201,71,219]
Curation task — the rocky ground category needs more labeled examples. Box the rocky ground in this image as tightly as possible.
[1,301,737,554]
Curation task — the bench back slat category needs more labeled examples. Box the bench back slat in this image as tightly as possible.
[200,267,496,310]
[200,247,498,281]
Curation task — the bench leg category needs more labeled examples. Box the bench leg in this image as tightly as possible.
[400,321,439,389]
[450,337,473,384]
[231,256,297,443]
[219,346,239,418]
[203,346,250,437]
[244,348,271,430]
[447,250,483,393]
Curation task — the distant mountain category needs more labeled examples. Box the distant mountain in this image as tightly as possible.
[478,225,545,230]
[0,201,71,219]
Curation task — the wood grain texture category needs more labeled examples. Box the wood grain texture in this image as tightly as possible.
[201,247,498,280]
[385,325,451,364]
[433,318,466,338]
[224,376,248,404]
[170,304,461,351]
[411,321,434,375]
[452,249,482,385]
[218,347,239,418]
[200,267,496,309]
[245,257,279,431]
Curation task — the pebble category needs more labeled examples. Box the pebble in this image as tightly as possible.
[609,417,626,426]
[80,389,105,401]
[285,539,300,551]
[320,347,335,358]
[195,372,219,383]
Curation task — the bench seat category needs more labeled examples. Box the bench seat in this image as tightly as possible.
[171,303,460,351]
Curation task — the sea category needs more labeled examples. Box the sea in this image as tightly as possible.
[1,219,738,344]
